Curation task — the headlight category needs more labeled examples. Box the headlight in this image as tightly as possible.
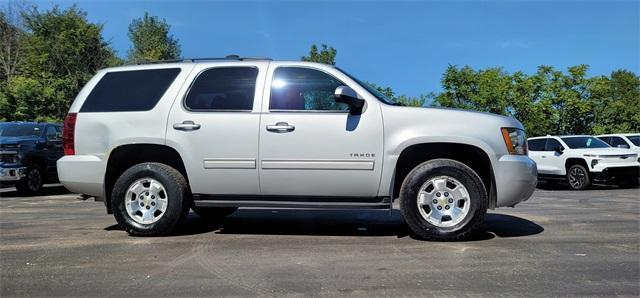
[501,127,527,155]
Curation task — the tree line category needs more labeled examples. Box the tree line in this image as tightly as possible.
[1,3,638,136]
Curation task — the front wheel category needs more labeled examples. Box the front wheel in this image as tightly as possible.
[566,164,590,190]
[16,164,44,195]
[111,163,191,236]
[400,159,487,241]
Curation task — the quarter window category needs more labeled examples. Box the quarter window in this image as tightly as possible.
[81,68,181,112]
[270,67,349,111]
[185,67,258,111]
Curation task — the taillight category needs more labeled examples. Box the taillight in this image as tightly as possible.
[62,113,77,155]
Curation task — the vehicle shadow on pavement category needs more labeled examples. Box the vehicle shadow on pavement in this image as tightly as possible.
[107,209,544,241]
[535,180,638,191]
[0,185,71,197]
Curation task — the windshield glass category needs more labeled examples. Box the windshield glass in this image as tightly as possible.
[627,135,640,146]
[0,124,42,137]
[335,67,396,105]
[561,136,610,149]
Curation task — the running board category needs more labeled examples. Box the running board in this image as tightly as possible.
[192,194,391,210]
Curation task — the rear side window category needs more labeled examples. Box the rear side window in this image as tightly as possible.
[545,138,563,151]
[527,139,546,151]
[185,67,258,111]
[80,68,181,112]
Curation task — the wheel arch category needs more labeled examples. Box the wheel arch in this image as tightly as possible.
[103,144,188,214]
[390,142,496,208]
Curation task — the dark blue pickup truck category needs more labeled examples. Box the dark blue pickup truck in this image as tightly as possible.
[0,122,64,194]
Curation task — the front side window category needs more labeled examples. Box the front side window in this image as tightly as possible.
[610,136,629,147]
[527,139,546,151]
[185,67,258,111]
[561,137,610,149]
[45,126,58,140]
[269,67,349,111]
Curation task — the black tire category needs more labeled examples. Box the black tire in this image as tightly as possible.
[400,159,488,241]
[192,206,238,219]
[16,164,44,196]
[566,164,591,190]
[111,162,191,236]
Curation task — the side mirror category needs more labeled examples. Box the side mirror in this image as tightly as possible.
[334,86,365,115]
[617,144,630,149]
[553,146,564,154]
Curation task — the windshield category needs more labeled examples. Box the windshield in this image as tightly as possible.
[335,67,396,105]
[0,124,42,137]
[561,136,610,149]
[627,135,640,146]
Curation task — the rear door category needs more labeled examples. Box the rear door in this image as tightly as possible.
[542,138,566,175]
[257,64,384,197]
[166,62,268,195]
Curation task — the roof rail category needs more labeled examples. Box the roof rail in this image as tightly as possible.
[128,55,272,65]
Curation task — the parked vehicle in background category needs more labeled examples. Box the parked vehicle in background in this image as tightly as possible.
[0,122,64,194]
[597,133,640,154]
[528,135,640,190]
[57,56,537,240]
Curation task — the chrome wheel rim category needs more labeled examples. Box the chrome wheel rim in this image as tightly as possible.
[27,168,41,192]
[569,167,586,188]
[417,176,471,228]
[125,178,168,224]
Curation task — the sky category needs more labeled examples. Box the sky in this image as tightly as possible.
[32,0,640,97]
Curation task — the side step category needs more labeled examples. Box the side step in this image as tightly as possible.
[192,194,391,210]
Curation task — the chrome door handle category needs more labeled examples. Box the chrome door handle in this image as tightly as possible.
[173,120,201,131]
[266,122,295,133]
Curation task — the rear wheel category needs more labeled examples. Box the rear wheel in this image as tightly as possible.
[192,206,238,219]
[111,163,191,236]
[16,164,43,195]
[400,159,487,241]
[566,164,590,190]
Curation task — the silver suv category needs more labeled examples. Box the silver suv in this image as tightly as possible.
[57,56,537,240]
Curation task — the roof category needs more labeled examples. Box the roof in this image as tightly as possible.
[596,133,640,137]
[528,135,592,140]
[125,55,273,66]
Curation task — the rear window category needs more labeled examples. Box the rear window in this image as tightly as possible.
[80,68,181,112]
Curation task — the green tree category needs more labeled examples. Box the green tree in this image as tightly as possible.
[0,1,26,81]
[127,12,181,62]
[0,5,118,121]
[301,44,337,65]
[591,70,640,134]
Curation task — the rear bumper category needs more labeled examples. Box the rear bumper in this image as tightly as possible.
[0,166,26,182]
[493,155,537,207]
[57,155,105,197]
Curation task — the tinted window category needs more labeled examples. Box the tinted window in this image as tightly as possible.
[561,137,610,149]
[527,139,546,151]
[610,137,629,147]
[270,67,349,111]
[627,135,640,146]
[81,68,181,112]
[185,67,258,111]
[544,139,563,151]
[45,126,58,140]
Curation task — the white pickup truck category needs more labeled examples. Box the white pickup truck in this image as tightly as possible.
[57,56,537,240]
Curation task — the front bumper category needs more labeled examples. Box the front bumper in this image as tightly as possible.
[0,166,26,181]
[493,155,537,208]
[592,166,640,182]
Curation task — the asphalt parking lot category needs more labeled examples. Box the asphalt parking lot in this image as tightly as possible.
[1,184,639,297]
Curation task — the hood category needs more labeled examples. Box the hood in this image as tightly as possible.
[382,105,524,130]
[572,147,638,156]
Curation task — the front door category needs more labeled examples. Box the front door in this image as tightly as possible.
[166,62,268,195]
[258,64,384,197]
